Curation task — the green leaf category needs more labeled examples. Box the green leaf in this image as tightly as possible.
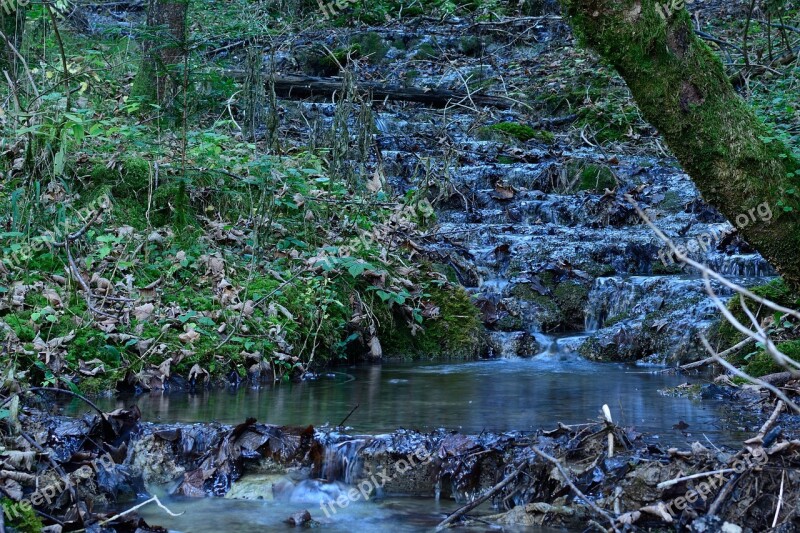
[178,311,197,323]
[347,262,366,278]
[376,290,392,302]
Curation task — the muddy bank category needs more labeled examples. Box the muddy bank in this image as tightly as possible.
[5,389,799,532]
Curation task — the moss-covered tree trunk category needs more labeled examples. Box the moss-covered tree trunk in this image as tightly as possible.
[558,0,800,287]
[0,1,26,78]
[131,0,188,104]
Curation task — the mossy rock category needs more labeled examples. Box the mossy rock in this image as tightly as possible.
[480,122,555,144]
[744,339,800,377]
[89,157,150,201]
[382,284,484,359]
[351,32,388,63]
[553,281,590,329]
[576,163,617,192]
[303,45,361,76]
[508,283,563,330]
[415,42,438,60]
[460,36,485,57]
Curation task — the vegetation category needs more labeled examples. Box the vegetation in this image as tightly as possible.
[0,0,486,393]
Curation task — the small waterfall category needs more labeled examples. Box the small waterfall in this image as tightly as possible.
[320,438,367,485]
[584,277,641,332]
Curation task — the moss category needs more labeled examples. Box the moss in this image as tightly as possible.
[717,278,800,348]
[660,190,684,212]
[481,122,555,144]
[651,260,685,275]
[604,312,630,327]
[351,32,388,62]
[89,157,150,200]
[1,497,44,533]
[508,283,563,329]
[5,314,34,342]
[305,45,361,75]
[382,284,484,359]
[577,163,617,192]
[460,36,484,57]
[554,281,589,320]
[415,42,438,60]
[744,340,800,377]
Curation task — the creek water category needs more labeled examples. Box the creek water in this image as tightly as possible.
[69,357,748,445]
[66,355,754,532]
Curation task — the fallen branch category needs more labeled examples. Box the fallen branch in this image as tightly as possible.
[657,468,736,490]
[531,446,620,533]
[225,72,516,109]
[672,337,753,371]
[86,495,183,531]
[436,461,526,531]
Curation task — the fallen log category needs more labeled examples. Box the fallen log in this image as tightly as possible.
[226,71,517,109]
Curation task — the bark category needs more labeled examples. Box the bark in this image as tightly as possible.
[131,0,188,104]
[558,0,800,288]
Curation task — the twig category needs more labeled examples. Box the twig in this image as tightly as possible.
[625,195,800,321]
[700,335,800,413]
[337,404,359,427]
[531,446,620,533]
[65,243,115,319]
[436,461,526,531]
[0,29,40,99]
[22,387,108,421]
[82,495,183,531]
[671,337,753,371]
[773,469,785,528]
[747,400,785,444]
[657,468,736,490]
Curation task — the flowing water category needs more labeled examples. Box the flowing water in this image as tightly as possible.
[65,357,754,532]
[68,15,775,531]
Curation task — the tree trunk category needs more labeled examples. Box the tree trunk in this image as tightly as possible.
[558,0,800,288]
[131,0,188,104]
[0,1,26,78]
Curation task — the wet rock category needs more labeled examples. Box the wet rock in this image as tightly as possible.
[130,434,187,490]
[284,509,312,527]
[488,501,587,528]
[487,331,540,357]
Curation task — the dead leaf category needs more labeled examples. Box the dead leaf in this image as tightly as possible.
[78,358,106,376]
[492,181,516,201]
[133,303,155,321]
[42,288,63,308]
[179,327,200,344]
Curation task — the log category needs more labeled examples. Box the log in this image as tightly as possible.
[226,71,516,109]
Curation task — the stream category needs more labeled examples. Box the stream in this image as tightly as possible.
[68,357,750,445]
[60,9,780,531]
[61,354,759,532]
